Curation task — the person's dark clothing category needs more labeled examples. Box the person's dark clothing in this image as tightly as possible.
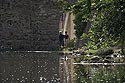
[65,34,69,39]
[59,33,64,47]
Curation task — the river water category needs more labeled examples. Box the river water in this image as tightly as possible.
[0,51,61,83]
[74,63,125,83]
[0,51,125,83]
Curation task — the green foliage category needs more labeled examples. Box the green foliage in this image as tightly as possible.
[72,0,125,49]
[86,49,97,55]
[81,33,87,39]
[57,0,71,11]
[85,0,125,50]
[67,39,75,48]
[93,48,114,56]
[61,0,125,53]
[73,12,87,38]
[67,0,92,39]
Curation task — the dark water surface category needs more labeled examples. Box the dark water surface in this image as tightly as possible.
[74,64,125,83]
[0,51,61,83]
[0,51,125,83]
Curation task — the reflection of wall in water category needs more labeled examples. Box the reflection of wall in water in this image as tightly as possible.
[0,52,60,83]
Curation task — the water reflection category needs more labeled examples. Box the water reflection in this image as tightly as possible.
[74,62,125,83]
[60,53,125,83]
[0,51,125,83]
[0,52,60,83]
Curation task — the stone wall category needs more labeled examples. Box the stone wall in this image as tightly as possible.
[0,0,77,51]
[0,0,63,51]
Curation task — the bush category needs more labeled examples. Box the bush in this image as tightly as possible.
[67,39,75,48]
[94,48,114,57]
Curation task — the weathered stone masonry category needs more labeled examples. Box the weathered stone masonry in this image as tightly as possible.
[0,0,63,51]
[0,0,77,51]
